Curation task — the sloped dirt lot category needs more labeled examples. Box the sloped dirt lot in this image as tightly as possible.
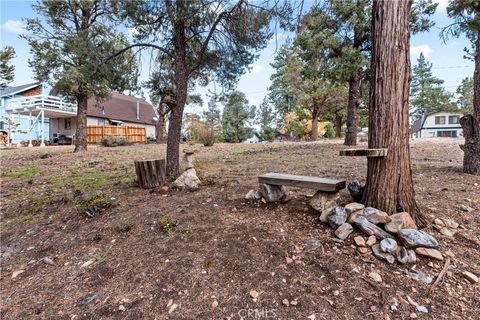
[1,139,479,319]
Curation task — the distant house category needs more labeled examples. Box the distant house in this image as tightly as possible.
[410,111,463,139]
[243,132,262,143]
[2,82,156,146]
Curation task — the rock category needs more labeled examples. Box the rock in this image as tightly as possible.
[41,257,55,266]
[212,300,219,308]
[358,247,369,254]
[354,216,395,240]
[282,299,289,306]
[12,270,24,279]
[249,290,258,299]
[459,204,474,212]
[245,189,261,200]
[372,244,395,264]
[290,299,298,306]
[439,227,456,237]
[347,210,364,224]
[304,239,322,252]
[334,223,353,240]
[384,212,417,233]
[168,303,178,314]
[80,294,97,304]
[364,209,392,224]
[258,184,286,202]
[327,207,348,229]
[398,229,438,249]
[366,235,377,246]
[396,246,409,264]
[354,236,366,247]
[442,219,459,229]
[415,248,443,261]
[380,238,398,253]
[408,270,433,284]
[311,191,340,222]
[347,180,364,202]
[369,272,382,282]
[434,218,445,227]
[119,305,126,311]
[345,202,365,214]
[308,315,316,320]
[417,306,428,314]
[462,271,479,284]
[174,168,201,190]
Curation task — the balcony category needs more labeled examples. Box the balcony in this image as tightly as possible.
[5,95,77,117]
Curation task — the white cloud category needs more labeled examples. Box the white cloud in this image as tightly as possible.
[249,64,265,74]
[410,45,433,58]
[436,0,449,11]
[1,20,26,35]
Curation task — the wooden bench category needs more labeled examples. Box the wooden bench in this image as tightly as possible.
[258,173,346,192]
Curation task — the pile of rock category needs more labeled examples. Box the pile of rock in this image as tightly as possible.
[319,202,444,264]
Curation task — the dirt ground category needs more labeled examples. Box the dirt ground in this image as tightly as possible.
[0,139,479,320]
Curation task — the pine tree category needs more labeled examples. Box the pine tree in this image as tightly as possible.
[410,53,456,119]
[0,46,15,89]
[256,98,276,140]
[457,77,474,115]
[221,91,255,143]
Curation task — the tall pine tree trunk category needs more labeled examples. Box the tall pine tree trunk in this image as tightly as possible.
[335,113,343,138]
[461,30,480,175]
[311,108,319,140]
[362,0,424,226]
[344,76,361,145]
[166,18,187,178]
[74,94,88,152]
[156,114,166,143]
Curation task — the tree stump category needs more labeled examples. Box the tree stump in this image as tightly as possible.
[134,159,166,189]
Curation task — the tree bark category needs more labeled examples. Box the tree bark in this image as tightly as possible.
[166,12,188,178]
[74,94,88,152]
[311,108,319,140]
[335,113,343,138]
[461,30,480,175]
[362,0,424,226]
[135,159,166,188]
[156,104,168,144]
[344,76,361,145]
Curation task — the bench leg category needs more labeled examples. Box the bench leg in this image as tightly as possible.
[258,184,286,202]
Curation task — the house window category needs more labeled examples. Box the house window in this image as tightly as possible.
[435,116,446,125]
[97,118,106,125]
[449,115,459,124]
[64,118,71,130]
[437,130,457,138]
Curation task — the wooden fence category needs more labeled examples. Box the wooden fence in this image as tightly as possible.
[87,125,147,144]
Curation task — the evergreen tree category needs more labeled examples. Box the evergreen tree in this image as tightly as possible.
[24,0,138,152]
[256,98,276,140]
[221,91,255,143]
[457,77,474,115]
[0,46,15,89]
[204,95,221,132]
[410,53,456,119]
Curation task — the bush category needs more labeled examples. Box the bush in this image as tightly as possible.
[324,123,335,138]
[191,122,217,147]
[100,136,132,147]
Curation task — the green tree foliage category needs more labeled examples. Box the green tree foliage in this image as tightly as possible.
[457,77,474,114]
[118,1,273,175]
[0,46,15,88]
[256,98,276,140]
[23,0,138,152]
[410,53,456,119]
[221,91,255,143]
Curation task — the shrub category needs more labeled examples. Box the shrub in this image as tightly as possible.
[191,122,217,147]
[75,191,111,218]
[324,123,335,138]
[100,136,132,147]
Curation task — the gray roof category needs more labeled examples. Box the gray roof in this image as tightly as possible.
[0,82,39,97]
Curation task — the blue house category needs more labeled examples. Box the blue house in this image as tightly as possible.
[0,82,51,144]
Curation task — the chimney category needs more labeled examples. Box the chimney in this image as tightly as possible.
[136,100,140,120]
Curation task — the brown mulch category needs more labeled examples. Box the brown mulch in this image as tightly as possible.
[0,139,479,319]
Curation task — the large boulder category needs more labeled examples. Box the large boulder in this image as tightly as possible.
[384,212,417,233]
[353,216,395,240]
[258,184,286,202]
[310,191,340,222]
[398,229,438,249]
[174,168,201,190]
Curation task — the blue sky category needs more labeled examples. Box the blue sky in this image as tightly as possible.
[0,0,474,114]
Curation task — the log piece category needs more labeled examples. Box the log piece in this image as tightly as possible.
[134,159,166,189]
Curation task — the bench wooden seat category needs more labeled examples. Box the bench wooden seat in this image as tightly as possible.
[339,148,388,157]
[258,173,345,192]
